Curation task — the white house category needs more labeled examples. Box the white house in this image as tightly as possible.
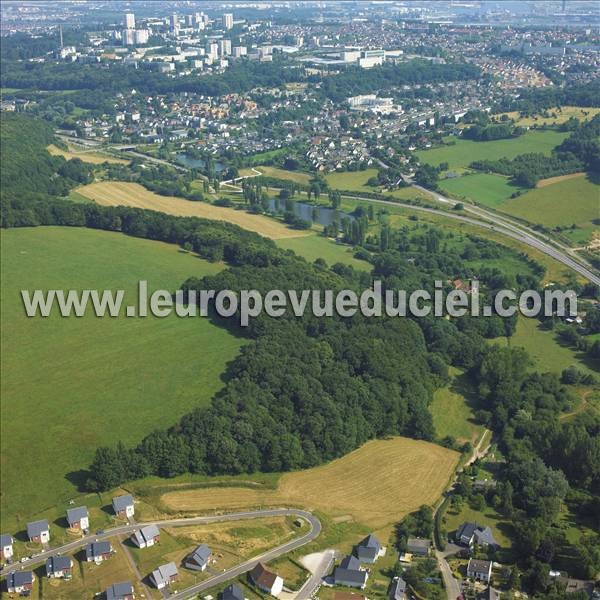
[0,534,13,560]
[7,572,34,594]
[27,519,50,544]
[151,561,178,589]
[131,524,160,548]
[112,494,135,519]
[66,506,89,531]
[467,558,492,582]
[249,563,284,597]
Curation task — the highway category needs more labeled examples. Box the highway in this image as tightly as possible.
[0,508,321,598]
[342,189,600,286]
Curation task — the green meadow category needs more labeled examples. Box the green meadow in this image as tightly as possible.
[438,172,525,208]
[500,175,599,244]
[416,130,568,170]
[0,227,243,529]
[276,234,372,271]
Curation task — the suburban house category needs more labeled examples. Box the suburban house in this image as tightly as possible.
[333,555,369,589]
[105,581,135,600]
[356,534,383,563]
[455,522,498,549]
[248,562,284,597]
[222,583,245,600]
[86,541,113,564]
[46,555,73,579]
[389,576,407,600]
[112,494,135,519]
[27,519,50,544]
[66,506,89,531]
[0,534,14,560]
[131,524,160,548]
[150,562,178,589]
[6,571,34,595]
[406,537,430,556]
[184,544,212,571]
[467,558,493,582]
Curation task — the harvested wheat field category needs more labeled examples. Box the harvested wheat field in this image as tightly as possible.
[77,181,311,239]
[162,437,459,528]
[536,172,587,188]
[48,144,130,164]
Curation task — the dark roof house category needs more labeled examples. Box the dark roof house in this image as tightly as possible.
[27,519,49,541]
[66,506,89,528]
[249,563,284,596]
[406,537,430,556]
[112,494,134,516]
[356,534,381,563]
[184,544,211,571]
[7,571,34,593]
[222,583,245,600]
[86,541,113,562]
[106,581,135,600]
[45,555,73,578]
[334,555,368,589]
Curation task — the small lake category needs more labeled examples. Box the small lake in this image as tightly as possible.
[265,198,353,229]
[175,153,225,172]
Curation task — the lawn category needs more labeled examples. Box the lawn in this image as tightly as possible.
[160,437,459,529]
[276,234,372,271]
[495,316,598,377]
[77,181,311,240]
[416,130,568,170]
[499,175,599,244]
[47,144,129,165]
[438,172,525,208]
[254,165,312,186]
[325,169,380,192]
[0,227,243,530]
[429,370,483,444]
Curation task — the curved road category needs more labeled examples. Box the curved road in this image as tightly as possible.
[343,190,600,286]
[1,508,321,598]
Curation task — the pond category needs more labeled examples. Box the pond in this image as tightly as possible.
[174,153,225,172]
[265,198,353,229]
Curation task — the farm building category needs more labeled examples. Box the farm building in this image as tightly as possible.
[86,541,113,563]
[46,555,73,579]
[333,555,368,589]
[131,524,160,548]
[222,583,245,600]
[249,562,284,597]
[112,494,135,518]
[467,558,492,582]
[389,576,407,600]
[185,544,212,571]
[151,561,178,589]
[406,537,430,556]
[27,519,50,544]
[356,533,383,563]
[105,581,135,600]
[6,571,34,594]
[0,534,13,560]
[66,506,89,531]
[455,522,498,549]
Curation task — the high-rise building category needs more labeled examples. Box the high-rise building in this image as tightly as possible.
[170,13,179,33]
[219,39,232,56]
[222,13,234,30]
[207,42,219,59]
[185,15,194,27]
[232,46,247,58]
[134,29,149,45]
[122,28,135,46]
[124,13,135,29]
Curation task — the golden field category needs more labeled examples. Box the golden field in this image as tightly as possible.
[77,181,311,240]
[161,437,459,529]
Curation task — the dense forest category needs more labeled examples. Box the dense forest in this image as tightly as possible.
[2,112,599,590]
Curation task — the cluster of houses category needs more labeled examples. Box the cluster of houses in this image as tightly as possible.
[333,534,388,592]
